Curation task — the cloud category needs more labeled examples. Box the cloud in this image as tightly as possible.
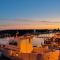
[0,18,60,30]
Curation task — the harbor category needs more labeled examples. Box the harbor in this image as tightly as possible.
[1,0,60,60]
[0,30,60,60]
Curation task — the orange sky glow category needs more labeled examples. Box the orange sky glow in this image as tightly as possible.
[0,24,60,30]
[0,18,60,30]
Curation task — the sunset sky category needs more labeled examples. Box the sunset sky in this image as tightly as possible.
[0,0,60,30]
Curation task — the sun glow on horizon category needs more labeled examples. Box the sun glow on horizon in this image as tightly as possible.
[0,23,60,30]
[0,18,60,30]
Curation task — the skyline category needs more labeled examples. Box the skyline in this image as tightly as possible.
[0,0,60,29]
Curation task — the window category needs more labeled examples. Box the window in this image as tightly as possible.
[9,40,17,46]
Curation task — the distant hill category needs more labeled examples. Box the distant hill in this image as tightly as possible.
[0,29,60,38]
